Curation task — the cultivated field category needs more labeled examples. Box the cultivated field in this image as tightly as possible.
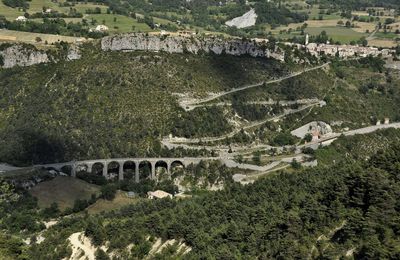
[306,26,366,43]
[270,3,399,46]
[0,29,88,44]
[85,14,152,33]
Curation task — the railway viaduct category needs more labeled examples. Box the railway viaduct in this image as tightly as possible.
[38,157,219,182]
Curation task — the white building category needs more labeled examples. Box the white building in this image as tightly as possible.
[89,25,109,33]
[148,190,173,199]
[15,16,27,22]
[95,25,109,32]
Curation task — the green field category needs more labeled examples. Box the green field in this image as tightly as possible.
[375,31,400,39]
[0,1,23,20]
[85,14,152,33]
[305,26,366,43]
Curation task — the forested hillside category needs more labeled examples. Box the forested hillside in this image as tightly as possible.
[1,44,400,166]
[1,141,396,259]
[0,44,288,165]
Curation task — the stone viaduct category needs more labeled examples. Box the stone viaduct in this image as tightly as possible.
[38,157,218,182]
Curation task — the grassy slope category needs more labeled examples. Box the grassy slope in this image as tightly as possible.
[86,190,139,214]
[0,1,23,20]
[85,14,151,33]
[29,176,100,210]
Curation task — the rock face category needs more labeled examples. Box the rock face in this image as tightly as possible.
[225,8,258,29]
[291,121,333,139]
[67,45,81,61]
[101,33,285,61]
[0,44,50,68]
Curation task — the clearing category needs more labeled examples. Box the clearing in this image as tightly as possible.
[29,176,100,211]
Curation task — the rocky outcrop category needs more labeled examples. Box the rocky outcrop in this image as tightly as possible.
[101,33,285,61]
[67,45,81,61]
[225,8,258,29]
[0,44,50,68]
[291,121,333,139]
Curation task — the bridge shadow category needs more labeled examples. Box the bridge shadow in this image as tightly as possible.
[206,54,252,92]
[206,54,286,93]
[4,130,67,166]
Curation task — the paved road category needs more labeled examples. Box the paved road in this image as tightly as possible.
[181,63,330,109]
[344,122,400,136]
[164,122,400,157]
[184,98,321,111]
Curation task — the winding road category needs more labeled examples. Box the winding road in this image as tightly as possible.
[181,63,330,110]
[166,101,323,145]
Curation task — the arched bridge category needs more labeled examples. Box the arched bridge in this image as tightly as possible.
[38,157,219,182]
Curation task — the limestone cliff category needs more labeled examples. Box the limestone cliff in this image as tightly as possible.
[101,33,285,61]
[0,44,50,68]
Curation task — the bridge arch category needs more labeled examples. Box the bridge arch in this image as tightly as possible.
[92,162,105,176]
[171,160,184,170]
[76,163,89,173]
[123,161,136,180]
[139,161,152,180]
[107,161,120,181]
[170,160,185,178]
[44,166,57,172]
[60,165,73,176]
[155,160,169,181]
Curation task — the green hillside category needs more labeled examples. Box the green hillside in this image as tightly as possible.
[0,44,288,165]
[1,43,400,165]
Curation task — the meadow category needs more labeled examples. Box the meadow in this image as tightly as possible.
[305,26,366,43]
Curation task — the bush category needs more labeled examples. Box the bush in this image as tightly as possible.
[272,132,297,146]
[95,249,109,260]
[100,184,117,200]
[41,202,60,218]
